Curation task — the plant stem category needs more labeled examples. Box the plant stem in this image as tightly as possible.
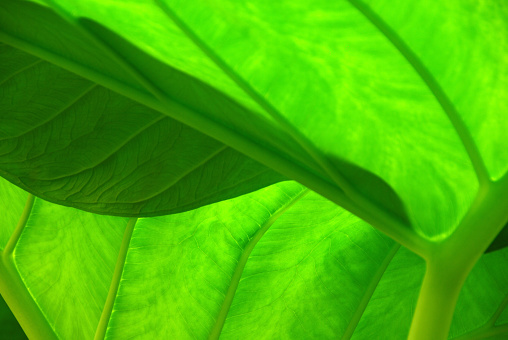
[407,258,468,340]
[408,177,508,340]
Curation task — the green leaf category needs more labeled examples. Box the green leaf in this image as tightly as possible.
[1,1,508,339]
[486,222,508,253]
[0,0,430,239]
[0,175,27,249]
[0,178,507,339]
[2,0,507,242]
[352,246,508,340]
[0,42,285,217]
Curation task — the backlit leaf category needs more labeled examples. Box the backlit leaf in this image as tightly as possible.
[0,178,507,339]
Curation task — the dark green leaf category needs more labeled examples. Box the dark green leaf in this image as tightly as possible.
[486,222,508,253]
[0,295,27,340]
[0,42,285,217]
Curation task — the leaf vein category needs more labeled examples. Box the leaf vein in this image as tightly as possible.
[345,0,490,185]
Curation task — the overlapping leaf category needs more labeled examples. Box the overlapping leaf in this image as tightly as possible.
[0,295,27,339]
[1,0,507,241]
[0,42,284,216]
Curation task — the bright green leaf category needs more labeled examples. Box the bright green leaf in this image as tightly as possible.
[14,198,128,339]
[0,176,27,249]
[1,1,508,339]
[1,178,507,339]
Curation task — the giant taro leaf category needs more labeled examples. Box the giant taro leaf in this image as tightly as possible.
[0,0,506,241]
[1,1,508,339]
[0,178,507,339]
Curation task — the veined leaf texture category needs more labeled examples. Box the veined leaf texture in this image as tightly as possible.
[1,178,508,339]
[0,0,507,339]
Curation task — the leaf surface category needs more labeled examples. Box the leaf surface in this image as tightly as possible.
[0,178,507,339]
[0,176,27,249]
[1,2,508,339]
[0,40,284,216]
[1,0,507,241]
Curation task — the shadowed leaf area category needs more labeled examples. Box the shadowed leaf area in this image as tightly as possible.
[0,40,286,217]
[0,295,27,339]
[486,222,508,253]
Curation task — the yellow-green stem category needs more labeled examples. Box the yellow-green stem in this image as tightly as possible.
[407,258,468,340]
[408,177,508,340]
[0,194,57,340]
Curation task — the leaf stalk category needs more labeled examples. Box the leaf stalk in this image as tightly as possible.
[408,177,508,339]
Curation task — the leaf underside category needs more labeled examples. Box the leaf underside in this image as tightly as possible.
[1,1,475,240]
[0,0,508,339]
[0,178,507,339]
[3,0,507,240]
[0,1,415,231]
[0,42,286,217]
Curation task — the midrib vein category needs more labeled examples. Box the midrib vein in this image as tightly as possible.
[152,0,353,196]
[207,188,309,340]
[0,58,43,87]
[146,1,423,251]
[114,145,228,204]
[0,194,58,340]
[150,1,423,254]
[94,217,137,340]
[345,0,490,186]
[0,19,358,233]
[151,3,434,255]
[3,193,35,255]
[341,243,400,339]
